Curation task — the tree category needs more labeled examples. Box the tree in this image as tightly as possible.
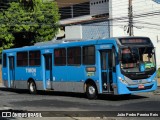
[0,12,15,52]
[0,0,60,53]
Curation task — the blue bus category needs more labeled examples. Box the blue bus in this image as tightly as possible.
[2,37,157,99]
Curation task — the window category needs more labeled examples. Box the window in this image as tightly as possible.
[67,47,81,65]
[59,7,72,20]
[73,2,90,17]
[45,54,52,70]
[17,52,28,66]
[83,46,95,65]
[3,53,6,67]
[29,51,41,66]
[112,47,116,68]
[54,48,66,65]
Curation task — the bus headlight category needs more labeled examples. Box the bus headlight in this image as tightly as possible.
[119,77,128,85]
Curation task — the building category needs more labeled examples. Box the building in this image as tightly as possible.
[111,0,160,68]
[55,0,160,68]
[56,0,110,39]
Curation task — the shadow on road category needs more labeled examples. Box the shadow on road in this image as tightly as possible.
[0,87,29,94]
[0,87,148,101]
[98,94,148,101]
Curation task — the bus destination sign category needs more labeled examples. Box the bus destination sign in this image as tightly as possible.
[120,38,150,45]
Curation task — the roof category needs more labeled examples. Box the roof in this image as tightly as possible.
[3,37,117,53]
[3,36,151,53]
[55,0,89,8]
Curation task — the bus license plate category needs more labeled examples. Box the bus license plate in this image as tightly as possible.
[138,85,144,89]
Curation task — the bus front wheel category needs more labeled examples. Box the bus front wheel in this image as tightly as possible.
[86,84,97,99]
[28,81,37,94]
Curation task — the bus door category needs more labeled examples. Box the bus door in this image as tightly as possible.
[44,54,53,90]
[8,56,15,88]
[100,50,114,93]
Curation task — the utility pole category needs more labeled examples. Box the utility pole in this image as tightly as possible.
[128,0,133,36]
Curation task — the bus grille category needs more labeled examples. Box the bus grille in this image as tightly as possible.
[127,85,153,91]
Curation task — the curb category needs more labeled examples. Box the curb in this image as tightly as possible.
[0,83,4,87]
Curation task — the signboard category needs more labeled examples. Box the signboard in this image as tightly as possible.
[119,38,151,45]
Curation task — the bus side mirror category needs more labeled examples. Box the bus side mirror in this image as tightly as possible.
[148,53,152,58]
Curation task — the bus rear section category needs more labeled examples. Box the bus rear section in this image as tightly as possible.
[2,50,43,92]
[2,52,15,88]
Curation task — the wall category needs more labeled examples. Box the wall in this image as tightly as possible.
[65,21,110,39]
[82,21,110,39]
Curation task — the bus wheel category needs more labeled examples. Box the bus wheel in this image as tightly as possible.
[86,84,97,99]
[28,81,37,94]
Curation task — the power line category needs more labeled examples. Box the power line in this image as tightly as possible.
[1,1,160,31]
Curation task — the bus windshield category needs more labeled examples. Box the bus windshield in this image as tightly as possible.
[120,47,156,73]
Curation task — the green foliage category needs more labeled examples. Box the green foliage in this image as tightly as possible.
[0,0,60,53]
[0,12,14,52]
[157,68,160,78]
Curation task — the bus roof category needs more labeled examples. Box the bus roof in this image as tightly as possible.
[2,36,151,53]
[2,38,116,53]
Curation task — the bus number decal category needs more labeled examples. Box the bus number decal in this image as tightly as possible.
[45,49,50,53]
[100,45,111,49]
[26,68,36,76]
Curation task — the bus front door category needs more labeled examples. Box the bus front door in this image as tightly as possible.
[100,50,113,93]
[8,56,15,88]
[44,54,53,90]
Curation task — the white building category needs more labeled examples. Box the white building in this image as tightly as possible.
[110,0,160,68]
[56,0,160,68]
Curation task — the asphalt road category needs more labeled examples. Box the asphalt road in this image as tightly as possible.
[0,86,160,120]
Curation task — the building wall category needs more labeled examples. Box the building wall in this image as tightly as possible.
[82,21,110,39]
[59,0,109,23]
[58,0,160,68]
[90,0,109,16]
[65,21,110,39]
[111,0,160,68]
[58,0,110,40]
[56,0,89,8]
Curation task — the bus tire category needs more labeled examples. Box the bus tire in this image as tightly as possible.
[28,81,37,94]
[86,83,97,99]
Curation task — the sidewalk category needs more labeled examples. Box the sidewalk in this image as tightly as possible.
[0,82,4,87]
[153,86,160,95]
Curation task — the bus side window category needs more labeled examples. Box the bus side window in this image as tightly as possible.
[17,52,28,66]
[3,53,7,67]
[67,47,81,65]
[112,47,116,72]
[83,46,95,65]
[29,51,41,66]
[54,48,66,66]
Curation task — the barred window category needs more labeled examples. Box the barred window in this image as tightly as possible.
[73,2,90,17]
[59,7,72,20]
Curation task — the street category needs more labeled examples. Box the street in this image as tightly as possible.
[0,85,160,120]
